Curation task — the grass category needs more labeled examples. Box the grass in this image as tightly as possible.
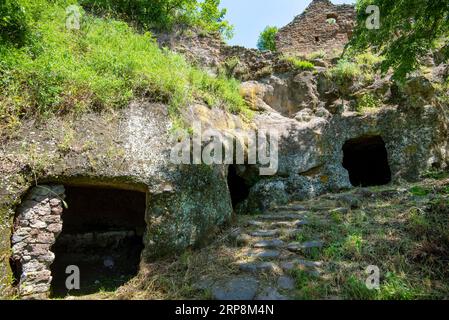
[307,50,326,60]
[0,0,249,136]
[282,56,315,71]
[290,178,449,300]
[328,59,362,81]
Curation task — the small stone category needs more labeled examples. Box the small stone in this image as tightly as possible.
[30,244,51,256]
[277,276,295,290]
[49,198,62,207]
[47,223,63,234]
[22,261,46,273]
[212,276,259,300]
[35,232,55,244]
[247,249,280,259]
[36,203,51,216]
[30,220,47,229]
[15,227,32,237]
[42,215,60,224]
[12,233,28,244]
[51,206,63,215]
[25,270,52,284]
[253,239,284,249]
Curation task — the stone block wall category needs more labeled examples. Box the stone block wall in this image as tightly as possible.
[276,0,356,57]
[11,185,65,299]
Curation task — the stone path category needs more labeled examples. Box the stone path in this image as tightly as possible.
[211,202,328,300]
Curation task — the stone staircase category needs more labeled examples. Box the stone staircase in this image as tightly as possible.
[211,203,327,300]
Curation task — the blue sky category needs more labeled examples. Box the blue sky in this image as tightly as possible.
[220,0,355,48]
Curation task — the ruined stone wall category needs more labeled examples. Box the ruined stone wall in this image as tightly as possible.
[156,28,290,81]
[11,185,65,299]
[276,0,356,57]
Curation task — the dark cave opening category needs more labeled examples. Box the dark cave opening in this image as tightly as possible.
[342,136,392,187]
[50,186,146,297]
[227,165,250,210]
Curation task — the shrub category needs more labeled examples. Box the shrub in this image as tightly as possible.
[0,0,29,45]
[282,57,315,71]
[80,0,233,37]
[328,59,362,81]
[356,93,381,112]
[257,26,278,52]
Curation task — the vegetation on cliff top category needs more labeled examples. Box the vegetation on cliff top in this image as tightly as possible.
[80,0,234,39]
[257,26,278,52]
[0,0,246,135]
[349,0,449,80]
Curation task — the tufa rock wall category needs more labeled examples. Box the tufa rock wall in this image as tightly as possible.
[276,0,356,57]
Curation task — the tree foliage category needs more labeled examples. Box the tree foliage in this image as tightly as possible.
[80,0,233,38]
[0,0,28,45]
[257,26,278,52]
[348,0,449,80]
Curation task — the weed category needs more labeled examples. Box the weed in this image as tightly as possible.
[282,56,315,71]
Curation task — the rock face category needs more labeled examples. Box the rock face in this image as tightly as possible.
[11,185,65,299]
[276,0,356,57]
[0,102,239,298]
[238,67,449,213]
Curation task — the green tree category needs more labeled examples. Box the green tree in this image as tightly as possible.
[0,0,28,45]
[257,26,278,52]
[348,0,449,80]
[80,0,233,38]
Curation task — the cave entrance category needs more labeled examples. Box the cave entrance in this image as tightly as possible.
[50,186,146,297]
[227,165,250,210]
[342,136,392,187]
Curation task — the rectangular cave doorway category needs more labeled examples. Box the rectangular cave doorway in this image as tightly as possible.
[50,186,146,298]
[227,165,251,212]
[342,135,392,187]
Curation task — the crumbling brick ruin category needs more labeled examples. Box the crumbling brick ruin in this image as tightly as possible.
[276,0,356,57]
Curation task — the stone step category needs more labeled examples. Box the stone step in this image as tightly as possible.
[247,220,308,229]
[257,213,307,221]
[287,241,323,252]
[247,249,281,259]
[271,220,308,228]
[238,261,280,273]
[247,220,265,227]
[271,204,307,212]
[253,239,284,249]
[280,259,323,272]
[249,230,280,237]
